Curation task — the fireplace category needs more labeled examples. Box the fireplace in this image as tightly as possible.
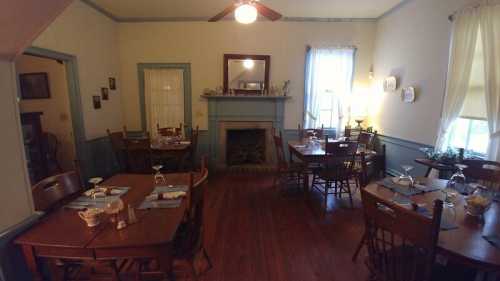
[216,121,275,169]
[226,129,266,166]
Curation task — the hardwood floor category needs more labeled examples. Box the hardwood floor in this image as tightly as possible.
[200,172,368,281]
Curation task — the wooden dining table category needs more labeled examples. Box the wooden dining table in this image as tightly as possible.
[365,177,500,271]
[15,172,199,281]
[288,140,378,190]
[150,139,192,170]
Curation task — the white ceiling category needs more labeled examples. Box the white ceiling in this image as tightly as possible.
[86,0,405,21]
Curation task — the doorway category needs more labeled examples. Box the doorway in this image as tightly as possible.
[15,47,88,184]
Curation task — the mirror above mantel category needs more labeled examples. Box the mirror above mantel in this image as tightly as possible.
[224,54,270,96]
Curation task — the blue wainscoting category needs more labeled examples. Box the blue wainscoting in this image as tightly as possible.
[85,130,210,178]
[377,134,433,177]
[0,214,44,281]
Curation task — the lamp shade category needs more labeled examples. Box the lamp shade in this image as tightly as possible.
[235,4,258,24]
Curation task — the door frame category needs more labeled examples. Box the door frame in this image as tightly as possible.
[21,47,90,181]
[137,63,192,132]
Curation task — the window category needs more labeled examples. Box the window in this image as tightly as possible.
[304,47,355,129]
[442,31,488,157]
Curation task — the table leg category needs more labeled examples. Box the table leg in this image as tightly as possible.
[21,245,43,281]
[303,172,309,193]
[157,245,175,281]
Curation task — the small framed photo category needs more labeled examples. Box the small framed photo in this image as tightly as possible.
[402,86,416,103]
[383,76,397,92]
[19,72,51,99]
[101,87,109,100]
[93,95,101,109]
[109,77,116,90]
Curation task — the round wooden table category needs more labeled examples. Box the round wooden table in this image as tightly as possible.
[365,178,500,271]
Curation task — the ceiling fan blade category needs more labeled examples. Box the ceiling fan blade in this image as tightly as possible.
[254,2,282,21]
[208,4,237,22]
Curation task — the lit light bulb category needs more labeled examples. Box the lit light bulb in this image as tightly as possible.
[243,59,254,69]
[235,4,258,24]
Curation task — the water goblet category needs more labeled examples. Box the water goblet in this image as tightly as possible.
[88,177,103,200]
[153,165,166,185]
[398,165,415,187]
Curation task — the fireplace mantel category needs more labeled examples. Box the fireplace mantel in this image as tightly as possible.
[206,94,289,170]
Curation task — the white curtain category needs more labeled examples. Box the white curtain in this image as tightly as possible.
[304,47,355,130]
[144,69,184,138]
[480,4,500,161]
[436,9,480,150]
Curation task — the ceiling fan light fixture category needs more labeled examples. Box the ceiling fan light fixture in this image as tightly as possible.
[235,4,258,24]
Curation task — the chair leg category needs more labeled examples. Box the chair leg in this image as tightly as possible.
[352,232,367,262]
[346,181,354,208]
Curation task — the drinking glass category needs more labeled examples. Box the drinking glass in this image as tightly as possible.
[448,164,467,193]
[88,177,103,200]
[398,165,415,187]
[153,165,166,185]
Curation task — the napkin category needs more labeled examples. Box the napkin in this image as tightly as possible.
[145,191,186,201]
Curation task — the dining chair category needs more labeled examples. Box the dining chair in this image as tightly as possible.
[311,139,358,210]
[360,189,443,281]
[344,125,352,138]
[461,159,500,190]
[135,164,212,281]
[124,138,152,174]
[41,132,62,175]
[107,129,126,170]
[188,126,200,171]
[273,130,306,191]
[31,171,82,212]
[173,161,212,279]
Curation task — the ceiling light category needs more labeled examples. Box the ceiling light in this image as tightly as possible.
[235,4,258,24]
[243,59,255,69]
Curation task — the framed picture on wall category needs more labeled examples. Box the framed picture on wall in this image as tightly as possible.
[101,87,109,100]
[109,77,116,90]
[19,72,51,99]
[93,95,101,109]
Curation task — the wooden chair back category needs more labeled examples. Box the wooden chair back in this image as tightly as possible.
[462,159,500,190]
[358,131,376,150]
[181,169,208,259]
[344,126,352,138]
[189,126,200,169]
[361,189,443,281]
[41,132,62,174]
[273,131,288,170]
[324,139,358,181]
[124,138,152,174]
[298,124,324,139]
[32,171,82,212]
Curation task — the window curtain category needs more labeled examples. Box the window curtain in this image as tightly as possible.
[436,9,479,151]
[144,68,184,138]
[480,4,500,161]
[304,47,355,130]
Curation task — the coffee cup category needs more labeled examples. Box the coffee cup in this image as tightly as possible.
[78,208,103,227]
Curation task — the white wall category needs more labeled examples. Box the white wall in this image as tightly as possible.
[371,0,478,145]
[0,60,34,233]
[117,21,376,130]
[32,0,123,140]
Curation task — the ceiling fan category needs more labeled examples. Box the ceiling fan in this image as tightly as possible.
[208,0,282,24]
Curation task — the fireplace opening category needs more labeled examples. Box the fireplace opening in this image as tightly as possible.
[226,129,266,166]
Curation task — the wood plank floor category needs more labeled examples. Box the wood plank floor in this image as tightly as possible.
[200,172,368,281]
